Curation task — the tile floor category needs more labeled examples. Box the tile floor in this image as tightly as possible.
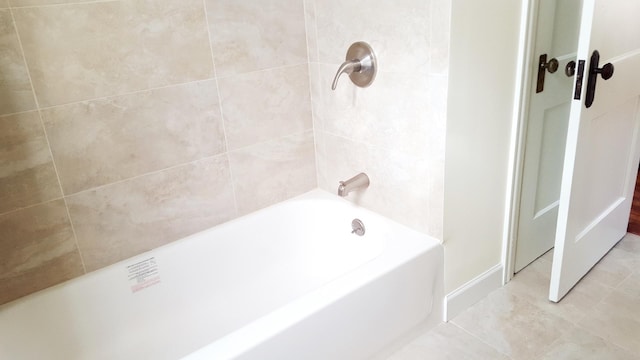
[385,233,640,359]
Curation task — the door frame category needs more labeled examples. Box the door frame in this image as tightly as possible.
[502,0,547,284]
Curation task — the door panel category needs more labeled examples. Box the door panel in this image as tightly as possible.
[573,100,637,232]
[590,1,640,59]
[515,0,580,271]
[549,0,640,301]
[548,0,581,56]
[535,103,570,213]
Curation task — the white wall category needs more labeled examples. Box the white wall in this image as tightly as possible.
[444,0,524,293]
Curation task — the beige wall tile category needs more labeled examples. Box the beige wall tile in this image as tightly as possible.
[316,131,443,237]
[67,155,237,271]
[0,111,62,214]
[314,0,431,73]
[303,0,319,63]
[311,65,447,238]
[308,62,325,132]
[430,0,451,74]
[313,65,444,157]
[229,131,316,215]
[218,65,312,150]
[1,0,451,307]
[206,0,307,76]
[0,199,84,305]
[13,0,214,107]
[0,9,36,114]
[309,0,449,238]
[42,80,226,195]
[9,0,100,7]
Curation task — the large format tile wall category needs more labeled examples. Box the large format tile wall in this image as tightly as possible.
[307,0,450,236]
[1,0,451,305]
[0,0,315,305]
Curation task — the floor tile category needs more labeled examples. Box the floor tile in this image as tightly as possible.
[615,233,640,254]
[386,322,509,360]
[383,233,640,360]
[583,247,639,288]
[507,257,613,324]
[577,290,640,354]
[617,271,640,298]
[535,326,638,360]
[451,288,573,358]
[540,248,554,262]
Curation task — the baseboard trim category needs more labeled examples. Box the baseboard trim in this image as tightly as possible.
[444,264,503,321]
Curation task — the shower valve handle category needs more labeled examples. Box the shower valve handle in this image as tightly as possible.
[331,42,377,90]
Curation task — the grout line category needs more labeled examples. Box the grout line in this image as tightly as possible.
[452,280,576,354]
[215,62,309,80]
[574,317,635,351]
[37,105,88,273]
[8,7,39,110]
[227,129,314,154]
[312,60,445,74]
[64,153,229,198]
[318,127,416,158]
[449,322,512,359]
[201,0,239,218]
[0,108,40,118]
[9,0,122,10]
[45,130,313,203]
[311,129,321,190]
[61,197,87,273]
[220,152,240,216]
[613,243,639,258]
[35,77,217,111]
[427,0,434,74]
[545,250,627,326]
[312,0,320,64]
[9,6,88,273]
[302,0,321,189]
[613,271,634,293]
[22,62,310,112]
[572,312,639,356]
[0,197,64,217]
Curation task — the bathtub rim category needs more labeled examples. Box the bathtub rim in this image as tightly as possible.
[184,202,442,359]
[0,189,443,360]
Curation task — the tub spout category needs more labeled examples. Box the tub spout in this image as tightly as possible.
[338,173,370,197]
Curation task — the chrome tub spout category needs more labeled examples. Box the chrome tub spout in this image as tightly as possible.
[338,173,370,197]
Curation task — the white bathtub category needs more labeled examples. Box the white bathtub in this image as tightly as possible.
[0,190,443,360]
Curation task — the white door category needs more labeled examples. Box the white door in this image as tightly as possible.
[515,0,581,272]
[550,0,640,301]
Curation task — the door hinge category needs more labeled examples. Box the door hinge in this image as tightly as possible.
[573,60,586,100]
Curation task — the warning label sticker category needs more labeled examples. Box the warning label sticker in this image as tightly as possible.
[127,257,160,293]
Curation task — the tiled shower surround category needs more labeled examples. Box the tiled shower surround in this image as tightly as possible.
[0,0,449,304]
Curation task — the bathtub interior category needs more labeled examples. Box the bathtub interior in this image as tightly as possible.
[0,189,441,360]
